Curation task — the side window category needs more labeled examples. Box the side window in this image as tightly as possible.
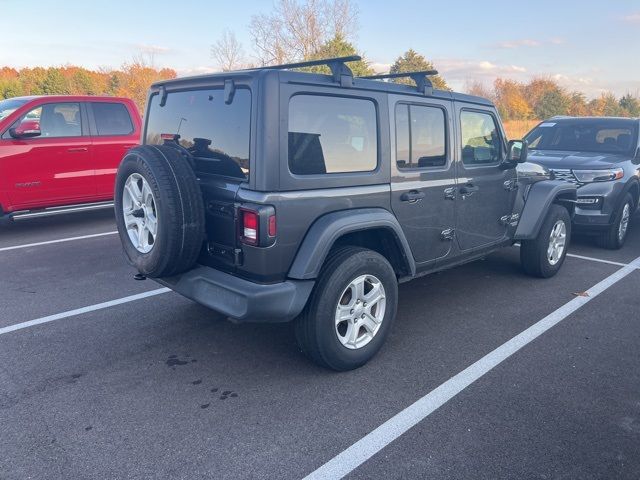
[395,104,447,169]
[10,103,82,139]
[92,102,134,136]
[460,110,502,165]
[288,95,377,175]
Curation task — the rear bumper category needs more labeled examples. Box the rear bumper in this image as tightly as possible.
[154,266,315,323]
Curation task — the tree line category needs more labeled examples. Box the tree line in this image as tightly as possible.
[0,62,176,113]
[469,78,640,121]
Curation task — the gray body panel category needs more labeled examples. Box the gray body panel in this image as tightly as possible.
[142,68,576,322]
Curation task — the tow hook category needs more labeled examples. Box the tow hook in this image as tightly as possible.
[134,273,146,281]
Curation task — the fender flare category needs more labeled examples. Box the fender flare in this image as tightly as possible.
[287,208,416,280]
[514,180,577,240]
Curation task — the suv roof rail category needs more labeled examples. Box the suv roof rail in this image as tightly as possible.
[359,70,439,96]
[254,55,362,87]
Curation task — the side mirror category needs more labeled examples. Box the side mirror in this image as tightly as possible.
[506,139,528,164]
[9,119,41,139]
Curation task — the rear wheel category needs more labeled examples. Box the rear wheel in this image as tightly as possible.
[520,204,571,278]
[596,193,633,250]
[295,246,398,371]
[114,145,205,277]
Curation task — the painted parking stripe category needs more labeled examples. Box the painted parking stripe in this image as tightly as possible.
[0,288,170,336]
[0,231,118,252]
[566,253,630,268]
[512,244,632,268]
[304,256,640,480]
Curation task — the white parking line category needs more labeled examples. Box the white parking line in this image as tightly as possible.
[0,288,170,336]
[566,253,630,268]
[0,231,118,252]
[512,243,632,268]
[304,256,640,480]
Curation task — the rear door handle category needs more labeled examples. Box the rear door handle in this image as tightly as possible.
[400,190,426,203]
[67,147,88,153]
[459,183,479,196]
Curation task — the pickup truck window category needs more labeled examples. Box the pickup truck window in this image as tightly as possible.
[460,110,501,165]
[146,88,251,180]
[13,102,82,138]
[92,102,134,136]
[395,104,446,169]
[288,95,377,175]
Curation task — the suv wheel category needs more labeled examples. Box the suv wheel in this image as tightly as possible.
[295,246,398,371]
[520,204,571,278]
[115,145,205,277]
[596,193,633,250]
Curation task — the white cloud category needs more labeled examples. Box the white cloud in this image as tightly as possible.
[135,44,171,55]
[177,66,219,77]
[370,62,392,74]
[621,12,640,23]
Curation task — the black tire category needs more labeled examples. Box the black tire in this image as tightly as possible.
[295,246,398,371]
[521,204,571,278]
[114,145,205,277]
[595,193,633,250]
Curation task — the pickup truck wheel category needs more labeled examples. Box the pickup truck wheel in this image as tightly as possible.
[114,145,205,277]
[596,193,633,250]
[520,204,571,278]
[295,246,398,371]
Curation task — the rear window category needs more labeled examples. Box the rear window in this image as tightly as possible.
[92,102,134,136]
[146,88,251,180]
[288,95,377,175]
[525,120,639,154]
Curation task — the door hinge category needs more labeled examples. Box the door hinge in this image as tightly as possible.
[443,186,456,200]
[500,213,520,226]
[503,179,518,191]
[440,228,455,240]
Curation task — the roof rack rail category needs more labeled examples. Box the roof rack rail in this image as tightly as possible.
[255,55,362,87]
[359,70,439,96]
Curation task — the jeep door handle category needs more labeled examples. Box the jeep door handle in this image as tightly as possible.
[67,147,88,153]
[400,190,425,203]
[459,183,479,196]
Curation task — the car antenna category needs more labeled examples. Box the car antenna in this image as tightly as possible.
[359,70,439,96]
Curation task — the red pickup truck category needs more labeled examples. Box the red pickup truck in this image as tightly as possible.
[0,95,141,222]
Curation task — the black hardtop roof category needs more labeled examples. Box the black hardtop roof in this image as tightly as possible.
[152,61,493,107]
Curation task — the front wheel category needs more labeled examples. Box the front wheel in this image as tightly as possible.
[596,193,633,250]
[295,246,398,371]
[520,204,571,278]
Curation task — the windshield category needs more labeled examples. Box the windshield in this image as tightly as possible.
[145,88,251,180]
[525,120,638,155]
[0,98,28,121]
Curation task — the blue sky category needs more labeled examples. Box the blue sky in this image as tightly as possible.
[2,0,639,97]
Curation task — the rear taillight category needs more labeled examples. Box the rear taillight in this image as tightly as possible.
[240,209,259,245]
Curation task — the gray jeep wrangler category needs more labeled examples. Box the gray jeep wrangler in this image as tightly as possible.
[114,56,576,371]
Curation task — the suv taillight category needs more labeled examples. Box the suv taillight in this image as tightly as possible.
[240,208,259,245]
[238,205,277,247]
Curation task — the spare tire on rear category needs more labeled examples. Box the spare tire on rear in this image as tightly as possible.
[114,145,205,277]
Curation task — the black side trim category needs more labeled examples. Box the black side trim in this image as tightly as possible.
[288,208,416,280]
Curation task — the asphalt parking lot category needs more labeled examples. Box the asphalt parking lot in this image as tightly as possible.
[1,210,640,480]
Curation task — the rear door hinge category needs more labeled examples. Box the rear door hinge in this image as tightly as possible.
[440,228,455,240]
[500,213,520,226]
[443,187,456,200]
[503,179,518,191]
